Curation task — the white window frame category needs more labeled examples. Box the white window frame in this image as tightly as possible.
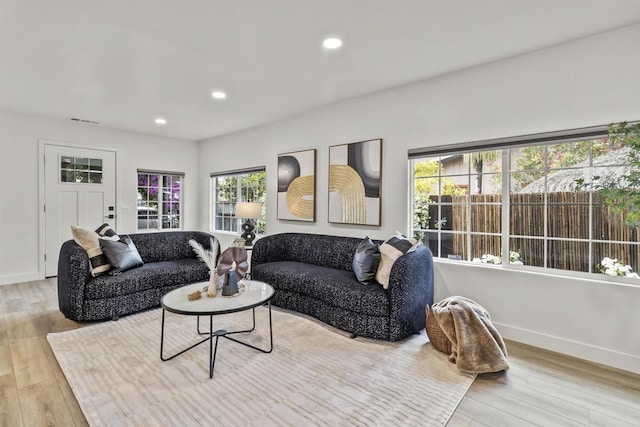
[409,124,640,283]
[137,170,184,231]
[210,167,266,234]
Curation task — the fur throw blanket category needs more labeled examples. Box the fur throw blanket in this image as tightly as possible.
[431,296,509,374]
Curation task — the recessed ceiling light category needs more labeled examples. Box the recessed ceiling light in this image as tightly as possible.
[322,37,343,50]
[211,90,227,100]
[154,118,167,125]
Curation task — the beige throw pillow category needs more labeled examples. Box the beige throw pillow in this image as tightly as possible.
[71,225,111,276]
[375,233,418,288]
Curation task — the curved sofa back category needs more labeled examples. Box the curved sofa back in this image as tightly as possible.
[252,232,379,272]
[59,230,217,271]
[129,230,216,263]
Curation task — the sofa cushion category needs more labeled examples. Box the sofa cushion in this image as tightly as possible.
[99,236,144,275]
[95,223,119,239]
[85,259,208,300]
[255,233,365,271]
[252,261,389,317]
[375,233,418,288]
[136,260,210,293]
[130,231,214,263]
[352,237,381,284]
[71,225,111,276]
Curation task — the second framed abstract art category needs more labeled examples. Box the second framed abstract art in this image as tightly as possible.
[328,138,382,226]
[277,149,317,221]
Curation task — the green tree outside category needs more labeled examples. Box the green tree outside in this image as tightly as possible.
[413,159,465,240]
[216,172,267,233]
[464,151,500,194]
[511,138,620,190]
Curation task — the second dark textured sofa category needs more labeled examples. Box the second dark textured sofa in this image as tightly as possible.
[57,230,216,321]
[251,232,434,341]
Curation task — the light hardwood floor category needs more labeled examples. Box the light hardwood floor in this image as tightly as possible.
[1,278,639,426]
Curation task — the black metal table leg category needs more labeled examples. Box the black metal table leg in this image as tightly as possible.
[160,309,211,362]
[197,311,256,336]
[222,302,273,354]
[160,300,273,378]
[208,315,214,378]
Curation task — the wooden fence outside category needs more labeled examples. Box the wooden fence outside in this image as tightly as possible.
[424,193,639,272]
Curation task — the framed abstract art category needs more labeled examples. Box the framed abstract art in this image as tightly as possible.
[328,138,382,225]
[277,149,317,221]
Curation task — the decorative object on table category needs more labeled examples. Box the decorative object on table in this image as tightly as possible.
[188,290,202,301]
[329,138,382,225]
[235,202,262,246]
[277,149,317,221]
[232,237,246,248]
[216,247,249,296]
[430,296,509,374]
[238,280,247,293]
[188,237,221,297]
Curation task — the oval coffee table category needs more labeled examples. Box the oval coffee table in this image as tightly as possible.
[160,280,274,378]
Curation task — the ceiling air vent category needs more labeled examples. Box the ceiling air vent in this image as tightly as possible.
[70,117,100,125]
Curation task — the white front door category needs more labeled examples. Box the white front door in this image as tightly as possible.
[44,144,116,277]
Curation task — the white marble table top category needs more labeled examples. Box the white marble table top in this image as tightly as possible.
[161,280,274,315]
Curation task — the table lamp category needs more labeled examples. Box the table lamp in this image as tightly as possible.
[235,202,262,246]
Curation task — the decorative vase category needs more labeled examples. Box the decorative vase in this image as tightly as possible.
[221,270,240,296]
[216,247,248,297]
[207,271,218,297]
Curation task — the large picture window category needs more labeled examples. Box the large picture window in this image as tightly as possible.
[211,168,266,234]
[410,124,639,281]
[137,171,183,230]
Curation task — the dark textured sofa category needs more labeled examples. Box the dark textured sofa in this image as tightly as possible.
[58,231,216,321]
[251,233,434,341]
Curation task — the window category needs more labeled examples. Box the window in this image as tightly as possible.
[60,156,103,183]
[412,151,503,262]
[410,124,639,280]
[211,168,266,234]
[137,171,183,230]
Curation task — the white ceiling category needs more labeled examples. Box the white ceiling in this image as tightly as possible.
[2,1,640,141]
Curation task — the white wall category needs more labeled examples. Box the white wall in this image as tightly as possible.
[0,111,201,285]
[199,24,640,373]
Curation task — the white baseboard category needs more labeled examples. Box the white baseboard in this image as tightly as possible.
[495,322,640,375]
[0,272,42,286]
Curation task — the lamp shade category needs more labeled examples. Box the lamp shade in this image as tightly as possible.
[235,202,262,219]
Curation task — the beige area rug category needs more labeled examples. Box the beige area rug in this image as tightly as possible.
[48,306,475,426]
